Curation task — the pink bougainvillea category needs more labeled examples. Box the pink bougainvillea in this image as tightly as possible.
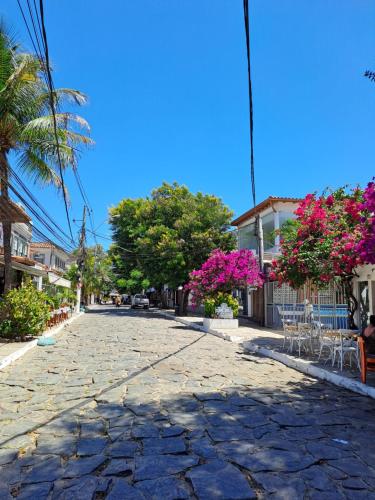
[356,181,375,264]
[187,249,263,305]
[270,187,366,288]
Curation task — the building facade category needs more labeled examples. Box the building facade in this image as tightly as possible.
[31,242,72,290]
[0,221,47,293]
[232,196,302,324]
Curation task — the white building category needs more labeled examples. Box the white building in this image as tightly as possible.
[231,196,302,323]
[30,242,72,289]
[0,201,46,292]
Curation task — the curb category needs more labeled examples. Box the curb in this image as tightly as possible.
[0,312,84,372]
[242,340,375,400]
[155,310,243,343]
[155,309,375,400]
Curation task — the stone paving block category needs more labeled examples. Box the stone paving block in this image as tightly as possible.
[142,437,186,455]
[306,442,353,461]
[106,440,139,458]
[134,454,199,481]
[53,476,99,500]
[17,481,52,499]
[298,465,337,492]
[135,476,191,499]
[34,435,76,456]
[342,477,370,490]
[194,391,226,401]
[107,478,145,500]
[102,459,133,476]
[23,456,63,484]
[190,436,218,459]
[80,420,107,436]
[131,424,160,438]
[63,455,106,478]
[227,448,315,473]
[160,425,186,437]
[207,424,257,442]
[186,459,256,499]
[0,449,17,466]
[77,437,108,456]
[329,458,375,478]
[0,480,11,500]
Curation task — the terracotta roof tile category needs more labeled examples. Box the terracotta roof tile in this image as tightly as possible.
[231,196,302,226]
[0,199,30,224]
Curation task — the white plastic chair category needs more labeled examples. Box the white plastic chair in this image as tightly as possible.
[332,331,359,371]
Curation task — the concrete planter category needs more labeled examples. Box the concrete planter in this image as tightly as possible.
[203,318,239,331]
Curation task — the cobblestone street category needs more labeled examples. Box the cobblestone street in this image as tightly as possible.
[0,306,375,499]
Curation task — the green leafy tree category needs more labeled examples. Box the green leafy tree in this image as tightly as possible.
[66,245,113,303]
[117,269,150,295]
[110,182,236,310]
[0,23,92,292]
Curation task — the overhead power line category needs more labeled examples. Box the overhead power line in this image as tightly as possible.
[16,0,75,241]
[8,164,75,245]
[38,0,74,241]
[243,0,256,208]
[0,173,74,252]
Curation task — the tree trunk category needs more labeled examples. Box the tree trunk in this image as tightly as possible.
[177,289,189,316]
[343,277,358,330]
[0,151,12,293]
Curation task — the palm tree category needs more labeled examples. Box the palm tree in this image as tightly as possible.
[0,23,93,292]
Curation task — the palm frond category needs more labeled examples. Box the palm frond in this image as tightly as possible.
[23,112,91,132]
[364,70,375,83]
[39,88,88,106]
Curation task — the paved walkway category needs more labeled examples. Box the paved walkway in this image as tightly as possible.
[162,311,375,388]
[0,306,375,499]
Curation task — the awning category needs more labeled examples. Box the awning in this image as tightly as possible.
[0,257,46,277]
[48,272,71,288]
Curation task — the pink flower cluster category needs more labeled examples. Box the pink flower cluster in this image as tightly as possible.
[356,182,375,264]
[187,249,263,305]
[271,186,371,288]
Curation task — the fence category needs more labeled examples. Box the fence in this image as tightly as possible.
[265,281,348,329]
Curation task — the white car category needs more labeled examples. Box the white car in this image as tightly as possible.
[131,294,149,309]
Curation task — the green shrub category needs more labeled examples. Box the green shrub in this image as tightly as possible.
[204,292,239,318]
[0,282,51,339]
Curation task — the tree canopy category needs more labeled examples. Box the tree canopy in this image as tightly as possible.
[109,182,236,290]
[66,245,113,302]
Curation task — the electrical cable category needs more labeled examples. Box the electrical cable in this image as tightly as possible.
[16,0,75,241]
[0,174,74,252]
[38,0,74,241]
[243,0,256,208]
[8,164,75,245]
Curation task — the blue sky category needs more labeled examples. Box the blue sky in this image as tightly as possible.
[1,1,375,248]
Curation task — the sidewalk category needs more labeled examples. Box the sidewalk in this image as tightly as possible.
[0,312,83,371]
[156,309,375,399]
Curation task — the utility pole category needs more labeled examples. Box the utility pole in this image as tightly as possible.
[75,206,86,313]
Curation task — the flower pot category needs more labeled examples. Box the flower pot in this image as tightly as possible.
[203,318,239,331]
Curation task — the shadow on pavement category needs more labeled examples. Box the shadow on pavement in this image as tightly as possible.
[1,374,375,498]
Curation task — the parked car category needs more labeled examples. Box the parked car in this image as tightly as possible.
[131,294,150,309]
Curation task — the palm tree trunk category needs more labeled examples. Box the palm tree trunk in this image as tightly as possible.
[0,151,13,293]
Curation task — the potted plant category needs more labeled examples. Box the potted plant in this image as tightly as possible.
[187,249,263,332]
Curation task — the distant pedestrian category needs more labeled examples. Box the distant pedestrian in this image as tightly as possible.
[115,296,121,308]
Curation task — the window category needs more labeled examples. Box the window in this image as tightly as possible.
[238,223,258,251]
[261,213,275,251]
[54,256,66,270]
[11,233,29,257]
[33,253,45,264]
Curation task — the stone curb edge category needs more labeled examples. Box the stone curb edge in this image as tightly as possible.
[0,312,84,372]
[155,310,243,343]
[243,340,375,400]
[155,309,375,400]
